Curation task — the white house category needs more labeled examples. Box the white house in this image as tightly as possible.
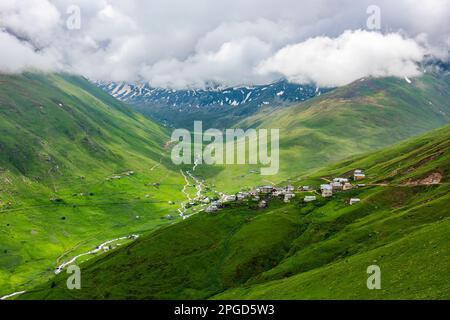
[202,197,211,204]
[285,185,295,192]
[321,184,333,197]
[353,170,366,181]
[330,182,343,191]
[206,205,219,213]
[284,193,295,203]
[333,178,349,183]
[272,189,285,197]
[236,192,249,201]
[304,195,317,202]
[259,186,274,194]
[343,182,353,190]
[222,195,237,202]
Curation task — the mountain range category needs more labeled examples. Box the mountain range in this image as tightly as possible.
[97,80,330,128]
[194,72,450,192]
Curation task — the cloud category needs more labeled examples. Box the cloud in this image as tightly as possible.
[140,36,275,89]
[0,0,449,87]
[0,30,60,73]
[258,30,426,87]
[0,0,60,47]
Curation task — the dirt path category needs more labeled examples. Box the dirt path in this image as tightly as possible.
[150,157,163,171]
[54,235,139,274]
[0,290,27,300]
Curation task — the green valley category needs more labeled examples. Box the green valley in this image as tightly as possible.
[2,0,450,306]
[0,73,191,297]
[21,124,450,300]
[195,74,450,192]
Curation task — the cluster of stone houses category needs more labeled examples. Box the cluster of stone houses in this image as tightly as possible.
[205,185,297,213]
[319,169,366,203]
[254,185,296,203]
[205,169,366,213]
[205,201,220,213]
[320,178,352,197]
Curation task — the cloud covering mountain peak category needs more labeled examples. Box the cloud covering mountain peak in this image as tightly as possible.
[259,30,427,87]
[0,0,449,88]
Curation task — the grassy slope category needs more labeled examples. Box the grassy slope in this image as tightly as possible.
[22,124,450,300]
[0,73,186,295]
[194,74,450,192]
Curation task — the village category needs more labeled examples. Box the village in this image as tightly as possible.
[203,169,367,213]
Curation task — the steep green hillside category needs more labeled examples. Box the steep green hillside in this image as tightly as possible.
[0,73,186,296]
[0,73,166,178]
[22,124,449,299]
[194,74,450,192]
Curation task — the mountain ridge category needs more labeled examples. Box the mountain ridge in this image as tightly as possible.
[97,80,331,128]
[193,73,450,192]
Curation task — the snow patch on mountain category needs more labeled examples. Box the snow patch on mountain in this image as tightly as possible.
[97,80,328,111]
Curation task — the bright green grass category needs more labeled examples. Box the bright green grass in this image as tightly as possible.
[215,219,450,299]
[2,72,450,299]
[0,73,187,296]
[21,124,450,299]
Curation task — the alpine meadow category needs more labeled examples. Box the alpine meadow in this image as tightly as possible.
[0,0,449,311]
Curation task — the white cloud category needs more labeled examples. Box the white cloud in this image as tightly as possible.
[0,0,60,46]
[0,0,449,87]
[258,30,426,87]
[140,36,274,89]
[0,30,60,73]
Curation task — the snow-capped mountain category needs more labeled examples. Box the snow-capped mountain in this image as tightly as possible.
[97,80,331,128]
[98,80,325,108]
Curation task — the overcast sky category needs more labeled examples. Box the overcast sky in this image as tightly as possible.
[1,0,449,88]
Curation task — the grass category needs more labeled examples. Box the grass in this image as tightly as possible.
[1,71,449,300]
[20,124,450,300]
[215,219,450,299]
[0,73,187,296]
[194,74,450,192]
